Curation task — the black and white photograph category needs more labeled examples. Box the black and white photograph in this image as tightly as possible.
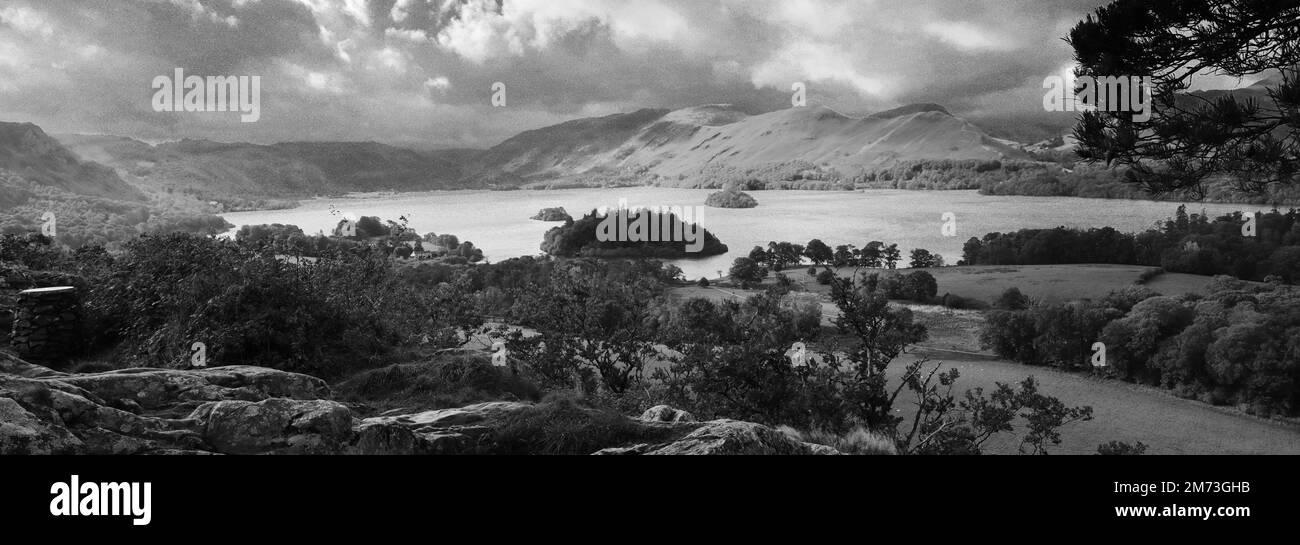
[0,0,1296,530]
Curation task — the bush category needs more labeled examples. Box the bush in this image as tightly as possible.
[728,257,767,288]
[941,293,986,310]
[900,270,938,302]
[1136,267,1165,284]
[334,355,543,412]
[1097,441,1148,455]
[83,233,480,379]
[778,425,897,455]
[697,277,710,287]
[993,287,1031,310]
[478,394,680,455]
[815,268,835,285]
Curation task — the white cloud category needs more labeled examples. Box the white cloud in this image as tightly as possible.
[373,47,408,73]
[434,0,690,63]
[0,6,56,38]
[284,62,349,94]
[751,40,890,98]
[424,76,451,91]
[385,27,430,43]
[342,0,372,27]
[923,21,1013,51]
[390,0,420,23]
[764,0,858,38]
[336,38,355,63]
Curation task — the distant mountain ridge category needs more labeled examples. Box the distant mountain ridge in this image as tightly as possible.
[45,102,1023,198]
[57,134,474,201]
[461,103,1025,187]
[0,122,143,203]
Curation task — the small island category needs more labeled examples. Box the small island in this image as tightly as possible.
[704,182,758,209]
[541,208,728,258]
[531,207,572,222]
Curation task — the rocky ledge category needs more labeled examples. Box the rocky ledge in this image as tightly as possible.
[0,353,838,455]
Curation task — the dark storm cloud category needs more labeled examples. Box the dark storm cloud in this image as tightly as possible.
[0,0,1112,147]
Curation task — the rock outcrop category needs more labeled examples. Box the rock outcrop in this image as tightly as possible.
[0,354,841,455]
[593,419,840,455]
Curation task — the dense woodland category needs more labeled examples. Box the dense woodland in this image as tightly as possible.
[981,280,1300,417]
[961,206,1300,283]
[540,209,729,258]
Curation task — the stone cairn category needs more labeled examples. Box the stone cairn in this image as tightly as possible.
[11,286,82,367]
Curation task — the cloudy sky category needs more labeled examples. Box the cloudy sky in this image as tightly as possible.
[0,0,1159,147]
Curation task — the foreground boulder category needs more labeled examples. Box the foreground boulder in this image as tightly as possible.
[54,365,330,415]
[190,398,353,455]
[351,402,531,455]
[0,358,332,454]
[1,355,839,455]
[593,419,839,455]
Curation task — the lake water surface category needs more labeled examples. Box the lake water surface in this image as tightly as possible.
[220,189,1275,280]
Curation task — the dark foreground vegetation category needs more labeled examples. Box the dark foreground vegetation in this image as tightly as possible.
[0,226,1119,454]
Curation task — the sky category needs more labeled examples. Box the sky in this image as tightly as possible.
[0,0,1240,148]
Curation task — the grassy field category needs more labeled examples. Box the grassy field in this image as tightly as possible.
[774,263,1221,304]
[888,354,1300,455]
[666,265,1300,454]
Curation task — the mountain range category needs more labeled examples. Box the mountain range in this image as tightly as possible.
[22,102,1025,203]
[0,123,144,206]
[5,73,1288,208]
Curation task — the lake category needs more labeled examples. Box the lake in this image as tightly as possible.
[220,188,1275,280]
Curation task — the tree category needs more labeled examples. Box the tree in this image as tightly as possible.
[1069,0,1300,195]
[356,216,390,238]
[860,241,884,268]
[729,257,767,288]
[804,239,834,266]
[909,248,945,268]
[748,245,770,265]
[900,270,938,302]
[767,241,805,269]
[994,287,1032,310]
[833,244,857,267]
[501,264,662,394]
[882,243,902,269]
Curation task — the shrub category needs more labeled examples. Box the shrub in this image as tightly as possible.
[697,277,710,287]
[334,354,542,412]
[941,293,986,310]
[815,268,835,285]
[900,270,938,302]
[83,233,480,379]
[778,425,897,455]
[478,394,680,455]
[993,287,1031,310]
[728,257,767,288]
[1097,441,1148,455]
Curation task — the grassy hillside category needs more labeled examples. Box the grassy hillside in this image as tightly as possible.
[470,104,1028,188]
[0,123,144,204]
[57,134,472,205]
